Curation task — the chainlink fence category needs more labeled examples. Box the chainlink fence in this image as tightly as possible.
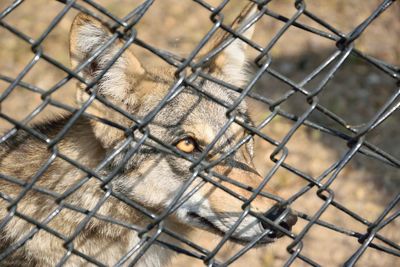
[0,0,399,266]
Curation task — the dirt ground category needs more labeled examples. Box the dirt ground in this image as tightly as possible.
[0,0,399,266]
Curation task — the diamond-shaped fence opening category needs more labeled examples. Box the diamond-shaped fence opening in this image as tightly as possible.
[0,0,399,266]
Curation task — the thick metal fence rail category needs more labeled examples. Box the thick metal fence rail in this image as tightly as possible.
[0,0,399,266]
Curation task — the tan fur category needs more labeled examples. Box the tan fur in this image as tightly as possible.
[0,4,295,267]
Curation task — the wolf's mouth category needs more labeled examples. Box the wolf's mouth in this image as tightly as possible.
[187,212,274,245]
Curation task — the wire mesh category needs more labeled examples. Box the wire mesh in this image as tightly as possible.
[0,0,399,266]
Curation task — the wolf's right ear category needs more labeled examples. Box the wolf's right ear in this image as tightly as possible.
[70,14,147,148]
[70,13,145,103]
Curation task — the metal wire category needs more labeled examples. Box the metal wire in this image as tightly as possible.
[0,0,399,266]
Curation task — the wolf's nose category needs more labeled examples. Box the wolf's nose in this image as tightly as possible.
[261,208,297,239]
[280,212,298,231]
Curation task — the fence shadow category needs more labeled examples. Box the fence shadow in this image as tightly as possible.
[252,47,399,201]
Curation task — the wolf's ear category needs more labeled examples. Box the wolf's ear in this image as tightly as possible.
[199,3,257,86]
[69,13,145,103]
[70,14,147,148]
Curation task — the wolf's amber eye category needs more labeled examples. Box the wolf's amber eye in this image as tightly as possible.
[176,137,197,153]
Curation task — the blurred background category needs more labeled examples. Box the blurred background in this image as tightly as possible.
[0,0,399,266]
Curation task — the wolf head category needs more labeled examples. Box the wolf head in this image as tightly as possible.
[69,4,296,245]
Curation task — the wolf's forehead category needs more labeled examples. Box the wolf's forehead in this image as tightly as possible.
[154,86,247,126]
[140,67,247,117]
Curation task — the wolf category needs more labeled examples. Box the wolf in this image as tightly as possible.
[0,3,297,266]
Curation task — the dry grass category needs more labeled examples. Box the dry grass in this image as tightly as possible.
[0,0,399,266]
